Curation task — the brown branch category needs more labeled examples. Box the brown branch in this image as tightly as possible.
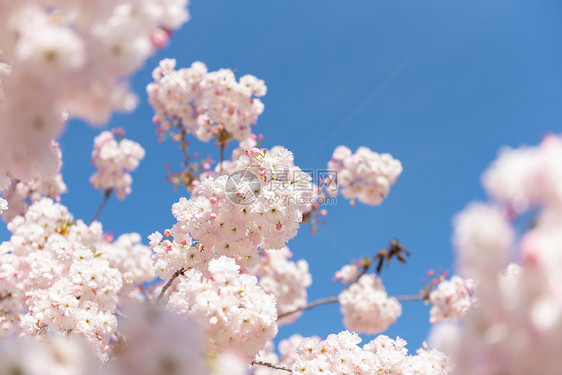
[277,296,339,320]
[154,268,185,306]
[251,361,292,373]
[219,143,225,172]
[277,293,424,321]
[89,188,113,225]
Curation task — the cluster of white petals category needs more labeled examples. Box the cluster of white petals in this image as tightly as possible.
[0,0,189,181]
[169,147,311,271]
[290,331,451,375]
[104,304,208,375]
[0,198,154,356]
[167,256,278,360]
[1,142,67,222]
[448,135,562,375]
[251,248,312,325]
[429,275,477,324]
[90,131,145,200]
[338,274,402,334]
[333,263,360,284]
[147,59,266,144]
[0,336,97,375]
[328,145,402,205]
[453,202,514,278]
[482,135,562,213]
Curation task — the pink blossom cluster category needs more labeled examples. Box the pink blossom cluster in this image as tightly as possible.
[429,275,477,324]
[0,0,189,181]
[148,230,200,279]
[0,198,154,356]
[442,135,562,375]
[167,256,278,361]
[1,142,67,222]
[333,263,360,284]
[147,59,266,144]
[481,134,562,213]
[90,131,145,200]
[0,336,97,375]
[103,304,209,375]
[169,147,311,271]
[251,248,312,325]
[289,331,451,374]
[328,145,402,205]
[338,274,402,334]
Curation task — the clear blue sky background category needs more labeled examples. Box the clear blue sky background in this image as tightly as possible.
[9,0,562,351]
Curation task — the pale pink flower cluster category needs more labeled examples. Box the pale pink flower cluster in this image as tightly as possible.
[1,142,67,222]
[290,331,451,374]
[96,233,155,303]
[147,59,266,144]
[148,230,200,279]
[453,202,514,278]
[482,135,562,213]
[448,135,562,375]
[333,264,360,284]
[0,198,154,356]
[170,147,311,271]
[103,304,208,375]
[429,275,477,324]
[251,248,312,325]
[338,274,402,334]
[0,336,97,375]
[90,131,145,200]
[0,1,189,181]
[328,145,402,205]
[167,256,278,361]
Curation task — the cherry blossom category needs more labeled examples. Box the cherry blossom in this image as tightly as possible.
[327,145,402,206]
[147,59,266,145]
[90,130,145,200]
[167,256,278,361]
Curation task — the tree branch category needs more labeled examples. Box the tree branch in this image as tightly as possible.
[154,268,185,306]
[89,188,114,225]
[277,293,423,321]
[251,360,292,373]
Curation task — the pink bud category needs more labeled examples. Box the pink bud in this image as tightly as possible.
[276,222,283,230]
[151,28,170,48]
[258,134,264,140]
[209,196,218,204]
[210,213,217,220]
[163,229,171,237]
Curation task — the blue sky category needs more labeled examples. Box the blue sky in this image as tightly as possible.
[9,0,562,351]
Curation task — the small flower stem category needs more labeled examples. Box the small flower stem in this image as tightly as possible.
[251,361,292,373]
[89,188,114,225]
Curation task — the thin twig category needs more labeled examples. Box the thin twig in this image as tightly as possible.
[89,188,114,225]
[277,293,423,321]
[251,361,292,373]
[219,143,225,172]
[154,268,185,306]
[395,294,424,301]
[277,296,338,320]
